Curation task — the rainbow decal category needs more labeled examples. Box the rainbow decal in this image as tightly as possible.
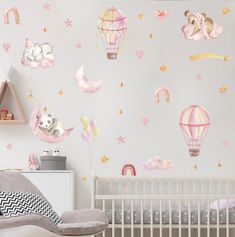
[121,164,136,176]
[4,7,20,24]
[154,87,171,103]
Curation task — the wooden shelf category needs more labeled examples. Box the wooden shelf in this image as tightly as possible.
[0,80,26,124]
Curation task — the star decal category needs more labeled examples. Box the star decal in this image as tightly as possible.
[141,117,148,126]
[160,64,167,72]
[217,161,223,168]
[120,82,124,88]
[100,155,109,163]
[82,176,87,182]
[149,33,154,39]
[222,139,230,147]
[117,135,125,144]
[58,89,64,96]
[196,74,204,80]
[28,89,34,99]
[193,164,198,170]
[118,109,123,115]
[43,106,48,112]
[75,42,82,48]
[219,86,227,94]
[43,27,47,32]
[64,18,72,27]
[43,3,50,10]
[138,13,144,20]
[222,7,230,15]
[6,143,13,150]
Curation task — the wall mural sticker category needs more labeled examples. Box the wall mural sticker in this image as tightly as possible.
[21,39,55,69]
[136,50,144,59]
[189,53,229,62]
[138,13,144,20]
[141,116,148,126]
[219,86,227,94]
[179,105,210,158]
[217,139,230,168]
[64,18,72,27]
[160,64,167,72]
[28,153,39,170]
[155,10,169,20]
[121,164,137,176]
[154,87,171,103]
[58,89,64,96]
[28,89,34,99]
[142,156,174,171]
[75,42,82,48]
[222,7,230,15]
[80,116,100,170]
[4,7,20,25]
[76,64,102,93]
[30,108,74,143]
[6,143,13,150]
[97,7,127,60]
[100,155,109,164]
[2,43,11,52]
[117,135,125,144]
[43,3,50,11]
[182,10,223,41]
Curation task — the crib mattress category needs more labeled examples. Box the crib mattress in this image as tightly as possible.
[105,209,235,225]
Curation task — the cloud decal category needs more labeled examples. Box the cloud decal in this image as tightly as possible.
[21,38,55,69]
[142,156,174,171]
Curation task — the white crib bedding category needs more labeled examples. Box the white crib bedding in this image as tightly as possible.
[105,209,235,225]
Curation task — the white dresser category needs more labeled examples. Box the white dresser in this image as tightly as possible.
[21,170,75,216]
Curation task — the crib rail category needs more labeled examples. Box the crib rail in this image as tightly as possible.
[92,177,235,237]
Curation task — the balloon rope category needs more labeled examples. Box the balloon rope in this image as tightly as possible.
[87,141,92,169]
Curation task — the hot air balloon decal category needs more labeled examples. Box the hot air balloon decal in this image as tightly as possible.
[97,7,127,60]
[179,105,210,157]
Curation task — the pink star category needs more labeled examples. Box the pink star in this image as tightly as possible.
[117,135,125,144]
[196,74,204,80]
[6,143,13,150]
[75,42,82,48]
[222,139,230,147]
[64,18,72,27]
[141,117,148,126]
[43,3,50,10]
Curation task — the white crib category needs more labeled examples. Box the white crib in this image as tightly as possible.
[91,176,235,237]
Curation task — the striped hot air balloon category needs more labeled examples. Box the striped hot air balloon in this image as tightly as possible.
[179,105,210,157]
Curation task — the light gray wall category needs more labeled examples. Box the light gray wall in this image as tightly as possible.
[0,0,234,211]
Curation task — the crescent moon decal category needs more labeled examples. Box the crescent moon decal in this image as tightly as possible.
[30,108,74,143]
[76,64,102,93]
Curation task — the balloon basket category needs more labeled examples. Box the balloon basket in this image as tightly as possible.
[189,149,200,157]
[107,53,117,60]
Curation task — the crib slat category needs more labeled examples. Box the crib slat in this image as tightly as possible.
[102,200,106,237]
[179,200,182,237]
[131,200,134,237]
[188,199,191,237]
[150,199,153,237]
[207,200,210,237]
[169,199,172,237]
[160,200,162,237]
[121,200,124,237]
[226,199,229,237]
[112,200,115,237]
[140,200,143,237]
[217,199,220,237]
[198,199,200,237]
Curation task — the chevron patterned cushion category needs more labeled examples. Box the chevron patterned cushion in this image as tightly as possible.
[0,191,62,225]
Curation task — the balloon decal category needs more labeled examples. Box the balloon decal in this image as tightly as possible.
[142,156,174,171]
[97,7,127,60]
[30,108,74,143]
[76,64,102,93]
[189,53,229,62]
[179,105,210,157]
[154,87,171,104]
[182,10,223,41]
[80,116,100,168]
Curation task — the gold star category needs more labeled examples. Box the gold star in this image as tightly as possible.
[28,89,34,99]
[217,161,223,168]
[100,156,109,163]
[43,27,47,32]
[120,82,124,88]
[138,13,144,20]
[193,164,198,170]
[58,89,64,96]
[160,64,167,72]
[118,109,123,115]
[43,106,48,112]
[149,33,154,39]
[222,7,230,15]
[82,176,87,182]
[219,86,227,94]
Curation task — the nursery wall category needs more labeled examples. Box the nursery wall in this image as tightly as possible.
[0,0,234,209]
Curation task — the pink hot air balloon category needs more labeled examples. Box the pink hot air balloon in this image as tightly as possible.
[179,105,210,157]
[97,7,127,60]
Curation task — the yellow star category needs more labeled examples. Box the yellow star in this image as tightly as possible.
[219,86,227,94]
[138,13,144,20]
[118,109,123,115]
[82,176,87,182]
[28,89,34,99]
[217,161,223,168]
[58,89,64,96]
[100,156,109,163]
[120,82,124,88]
[43,106,48,112]
[149,33,154,39]
[222,7,230,15]
[193,164,198,170]
[43,27,47,32]
[160,64,167,72]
